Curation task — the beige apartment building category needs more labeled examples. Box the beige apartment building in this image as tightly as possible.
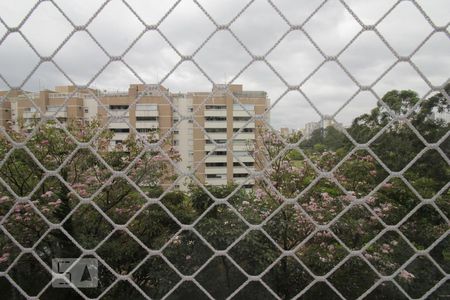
[1,84,269,189]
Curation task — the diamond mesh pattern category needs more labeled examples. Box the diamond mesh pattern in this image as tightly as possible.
[0,0,449,299]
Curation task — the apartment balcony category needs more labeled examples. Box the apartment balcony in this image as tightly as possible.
[233,156,254,163]
[233,121,255,128]
[204,110,227,117]
[108,122,130,129]
[204,121,227,128]
[205,155,228,163]
[233,110,254,117]
[205,167,228,174]
[108,110,129,117]
[232,144,251,151]
[205,132,227,140]
[135,110,158,117]
[135,121,159,129]
[232,132,254,140]
[205,143,227,152]
[233,167,254,174]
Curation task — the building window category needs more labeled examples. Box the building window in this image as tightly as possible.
[205,105,226,110]
[206,139,227,144]
[233,173,248,178]
[207,151,227,156]
[233,162,254,167]
[110,128,130,133]
[205,128,227,133]
[206,174,227,179]
[136,116,158,121]
[233,128,254,133]
[137,128,156,133]
[233,116,252,121]
[205,116,227,121]
[206,162,227,167]
[109,105,129,110]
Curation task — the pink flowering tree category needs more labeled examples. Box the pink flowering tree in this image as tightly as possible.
[0,119,184,298]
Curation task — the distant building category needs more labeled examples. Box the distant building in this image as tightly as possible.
[280,127,290,137]
[303,115,343,139]
[303,121,321,139]
[431,111,450,123]
[1,84,269,190]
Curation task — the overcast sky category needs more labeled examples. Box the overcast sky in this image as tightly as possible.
[0,0,448,129]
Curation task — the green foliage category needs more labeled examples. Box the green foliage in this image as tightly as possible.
[0,87,448,299]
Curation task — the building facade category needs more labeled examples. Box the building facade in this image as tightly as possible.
[302,115,343,138]
[0,84,269,189]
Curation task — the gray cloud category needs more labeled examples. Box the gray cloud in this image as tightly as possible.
[0,0,448,130]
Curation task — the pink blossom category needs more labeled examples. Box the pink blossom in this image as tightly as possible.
[42,191,54,198]
[381,203,393,212]
[23,204,32,211]
[49,199,62,206]
[366,196,376,204]
[399,270,415,282]
[41,140,49,145]
[153,155,166,162]
[383,183,393,189]
[0,253,10,263]
[381,243,392,254]
[364,253,373,260]
[78,189,89,197]
[72,183,86,189]
[373,207,383,216]
[344,194,357,202]
[85,176,97,184]
[321,192,333,202]
[115,208,125,214]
